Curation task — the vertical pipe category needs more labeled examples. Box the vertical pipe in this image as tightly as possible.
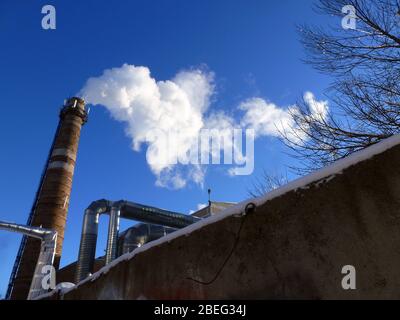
[0,221,57,300]
[27,233,57,300]
[75,199,200,282]
[75,209,99,283]
[105,207,120,264]
[75,200,110,283]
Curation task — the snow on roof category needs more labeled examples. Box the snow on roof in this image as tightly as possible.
[40,134,400,300]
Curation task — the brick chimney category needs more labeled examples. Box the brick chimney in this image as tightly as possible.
[10,97,88,299]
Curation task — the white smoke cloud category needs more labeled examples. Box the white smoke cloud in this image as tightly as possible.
[80,64,214,189]
[240,98,294,137]
[239,92,328,142]
[80,64,328,189]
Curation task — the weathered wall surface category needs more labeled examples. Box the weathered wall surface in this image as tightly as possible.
[49,143,400,300]
[57,257,105,284]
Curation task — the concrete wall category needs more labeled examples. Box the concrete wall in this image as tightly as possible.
[57,257,105,284]
[48,142,400,300]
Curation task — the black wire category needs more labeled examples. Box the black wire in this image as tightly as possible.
[186,214,248,286]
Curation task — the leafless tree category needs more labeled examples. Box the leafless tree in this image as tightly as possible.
[282,0,400,173]
[248,170,289,197]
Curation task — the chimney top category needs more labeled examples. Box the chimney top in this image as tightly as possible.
[60,97,88,124]
[65,97,85,109]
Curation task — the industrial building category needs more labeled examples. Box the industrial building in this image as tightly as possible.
[43,134,400,300]
[57,201,234,285]
[3,97,235,299]
[4,96,400,300]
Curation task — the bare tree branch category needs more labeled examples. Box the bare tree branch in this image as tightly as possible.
[282,0,400,173]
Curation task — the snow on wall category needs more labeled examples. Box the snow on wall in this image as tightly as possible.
[38,134,400,300]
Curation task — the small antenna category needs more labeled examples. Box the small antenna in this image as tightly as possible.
[207,188,212,216]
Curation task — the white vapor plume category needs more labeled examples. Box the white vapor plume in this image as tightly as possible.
[80,64,214,189]
[80,64,328,189]
[239,91,328,142]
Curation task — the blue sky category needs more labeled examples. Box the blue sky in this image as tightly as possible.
[0,0,334,297]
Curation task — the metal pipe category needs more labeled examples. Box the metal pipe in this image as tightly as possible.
[0,221,55,240]
[75,199,111,283]
[105,206,120,264]
[75,199,201,282]
[0,221,57,300]
[118,200,200,228]
[27,232,57,300]
[118,223,176,256]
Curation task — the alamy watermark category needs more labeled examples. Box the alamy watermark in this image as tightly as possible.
[41,5,56,30]
[341,265,356,290]
[41,265,56,290]
[341,5,357,30]
[146,128,255,176]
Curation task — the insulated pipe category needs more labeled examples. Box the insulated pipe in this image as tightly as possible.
[75,199,111,283]
[118,224,176,256]
[105,200,200,266]
[0,221,57,300]
[75,199,201,282]
[105,206,120,264]
[118,200,200,228]
[27,232,57,300]
[0,221,55,240]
